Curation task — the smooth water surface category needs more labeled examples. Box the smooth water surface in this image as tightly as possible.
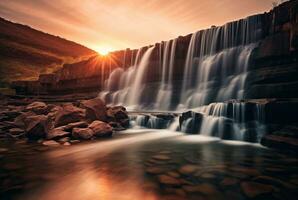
[0,130,297,200]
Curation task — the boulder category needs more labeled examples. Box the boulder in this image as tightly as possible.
[49,105,62,113]
[47,128,70,140]
[46,106,60,119]
[72,128,94,140]
[13,111,36,128]
[88,120,113,137]
[106,106,127,119]
[106,106,129,128]
[24,115,50,140]
[54,104,85,127]
[42,140,60,146]
[63,121,88,131]
[80,98,106,121]
[25,101,48,114]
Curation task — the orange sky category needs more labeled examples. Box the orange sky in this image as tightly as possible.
[0,0,274,53]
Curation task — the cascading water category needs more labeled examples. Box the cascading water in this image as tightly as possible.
[155,39,177,110]
[100,15,262,111]
[178,15,262,109]
[99,15,266,143]
[99,46,155,110]
[179,101,268,142]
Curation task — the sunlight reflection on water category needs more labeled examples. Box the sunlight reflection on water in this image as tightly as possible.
[21,130,181,200]
[4,129,295,200]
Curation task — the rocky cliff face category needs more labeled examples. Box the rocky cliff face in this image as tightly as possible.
[12,0,298,100]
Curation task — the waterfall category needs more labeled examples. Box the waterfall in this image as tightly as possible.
[178,15,262,109]
[127,46,155,106]
[98,14,267,143]
[99,46,155,109]
[100,15,262,111]
[178,101,267,142]
[155,39,177,110]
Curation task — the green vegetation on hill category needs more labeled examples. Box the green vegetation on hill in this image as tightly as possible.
[0,17,96,87]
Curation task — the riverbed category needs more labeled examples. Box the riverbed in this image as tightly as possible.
[0,129,297,200]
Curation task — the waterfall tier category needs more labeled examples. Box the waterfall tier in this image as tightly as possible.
[99,15,263,111]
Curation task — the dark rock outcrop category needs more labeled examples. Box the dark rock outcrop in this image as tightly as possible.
[179,111,203,134]
[261,125,298,152]
[132,113,176,129]
[261,134,298,152]
[106,106,129,128]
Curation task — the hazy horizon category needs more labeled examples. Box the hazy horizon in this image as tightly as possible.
[0,0,274,54]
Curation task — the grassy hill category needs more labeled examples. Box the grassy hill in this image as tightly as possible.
[0,17,96,88]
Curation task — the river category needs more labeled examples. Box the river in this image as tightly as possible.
[0,129,297,200]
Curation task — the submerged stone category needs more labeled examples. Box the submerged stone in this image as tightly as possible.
[220,177,238,186]
[152,154,171,161]
[182,183,223,199]
[157,175,181,186]
[253,176,296,189]
[200,173,216,179]
[167,171,180,178]
[146,166,167,174]
[241,181,277,198]
[179,164,199,175]
[0,148,8,153]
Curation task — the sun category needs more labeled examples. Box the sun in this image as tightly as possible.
[93,46,112,56]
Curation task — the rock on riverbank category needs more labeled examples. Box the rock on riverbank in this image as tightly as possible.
[0,97,129,146]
